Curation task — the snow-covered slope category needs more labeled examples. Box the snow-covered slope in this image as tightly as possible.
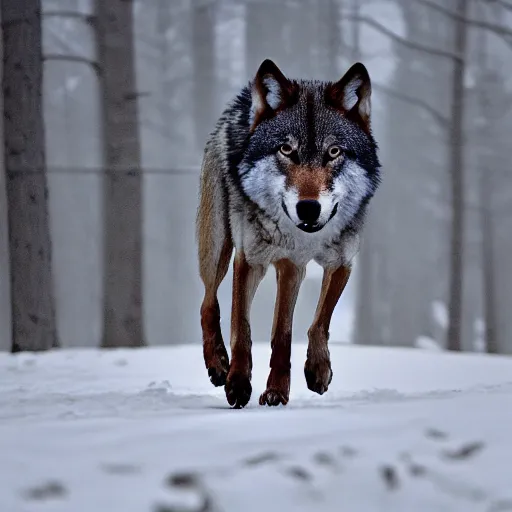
[1,344,512,511]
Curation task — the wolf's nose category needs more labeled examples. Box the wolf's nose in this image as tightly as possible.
[296,200,321,223]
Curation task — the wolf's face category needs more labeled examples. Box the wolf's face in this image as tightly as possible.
[238,60,380,234]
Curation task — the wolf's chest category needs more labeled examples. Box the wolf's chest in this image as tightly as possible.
[230,211,358,269]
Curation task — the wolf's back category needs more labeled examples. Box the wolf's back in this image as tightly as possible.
[195,86,253,273]
[203,85,253,182]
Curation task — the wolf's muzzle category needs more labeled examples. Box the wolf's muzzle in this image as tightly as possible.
[282,199,339,233]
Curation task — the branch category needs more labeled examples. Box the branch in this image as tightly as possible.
[414,0,512,46]
[344,14,462,61]
[44,54,101,75]
[43,11,96,25]
[373,82,448,127]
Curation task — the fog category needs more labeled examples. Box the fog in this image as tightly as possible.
[1,0,511,353]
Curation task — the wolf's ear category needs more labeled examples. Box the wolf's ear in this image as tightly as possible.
[325,62,372,131]
[250,59,298,131]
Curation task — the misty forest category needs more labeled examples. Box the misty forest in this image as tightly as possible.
[1,0,512,355]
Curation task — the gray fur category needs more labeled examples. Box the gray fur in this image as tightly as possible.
[197,67,380,272]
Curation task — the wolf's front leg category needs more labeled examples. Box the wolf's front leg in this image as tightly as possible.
[226,251,266,408]
[259,259,305,406]
[197,158,234,387]
[305,265,351,395]
[199,227,233,387]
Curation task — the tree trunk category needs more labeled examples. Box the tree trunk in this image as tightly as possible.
[315,0,341,80]
[446,0,468,352]
[350,0,377,346]
[96,0,145,348]
[351,0,387,346]
[157,0,172,149]
[2,0,59,352]
[475,27,498,354]
[480,167,498,353]
[350,0,360,62]
[192,0,216,151]
[0,6,12,352]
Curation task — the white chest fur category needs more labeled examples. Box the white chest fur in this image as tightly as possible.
[229,207,359,270]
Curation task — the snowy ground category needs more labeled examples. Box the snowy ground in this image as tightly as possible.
[1,344,512,512]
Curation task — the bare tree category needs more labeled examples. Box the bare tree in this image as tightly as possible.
[192,0,216,151]
[353,0,452,348]
[157,0,173,151]
[484,3,512,355]
[446,0,469,351]
[315,1,343,81]
[0,6,11,352]
[475,21,504,354]
[1,0,59,351]
[352,0,484,350]
[351,0,379,346]
[479,150,498,354]
[96,0,145,348]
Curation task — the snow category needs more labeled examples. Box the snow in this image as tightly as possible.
[415,335,442,351]
[1,344,512,512]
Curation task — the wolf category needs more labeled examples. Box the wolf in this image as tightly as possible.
[196,59,381,408]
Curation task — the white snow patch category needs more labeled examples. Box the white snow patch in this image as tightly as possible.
[415,336,443,351]
[1,344,512,511]
[432,300,449,330]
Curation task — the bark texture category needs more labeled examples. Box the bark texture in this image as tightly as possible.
[446,0,468,351]
[1,0,58,352]
[96,0,145,348]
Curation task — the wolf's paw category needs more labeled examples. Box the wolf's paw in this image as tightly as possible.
[208,366,228,387]
[225,371,252,409]
[304,358,333,395]
[259,388,289,407]
[205,345,229,387]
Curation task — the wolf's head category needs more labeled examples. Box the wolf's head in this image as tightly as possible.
[238,59,380,234]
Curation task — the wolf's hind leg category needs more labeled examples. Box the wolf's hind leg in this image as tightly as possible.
[305,265,351,395]
[197,175,233,387]
[225,251,266,408]
[259,259,305,407]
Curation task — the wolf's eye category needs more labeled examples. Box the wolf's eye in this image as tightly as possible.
[327,146,342,160]
[279,143,294,156]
